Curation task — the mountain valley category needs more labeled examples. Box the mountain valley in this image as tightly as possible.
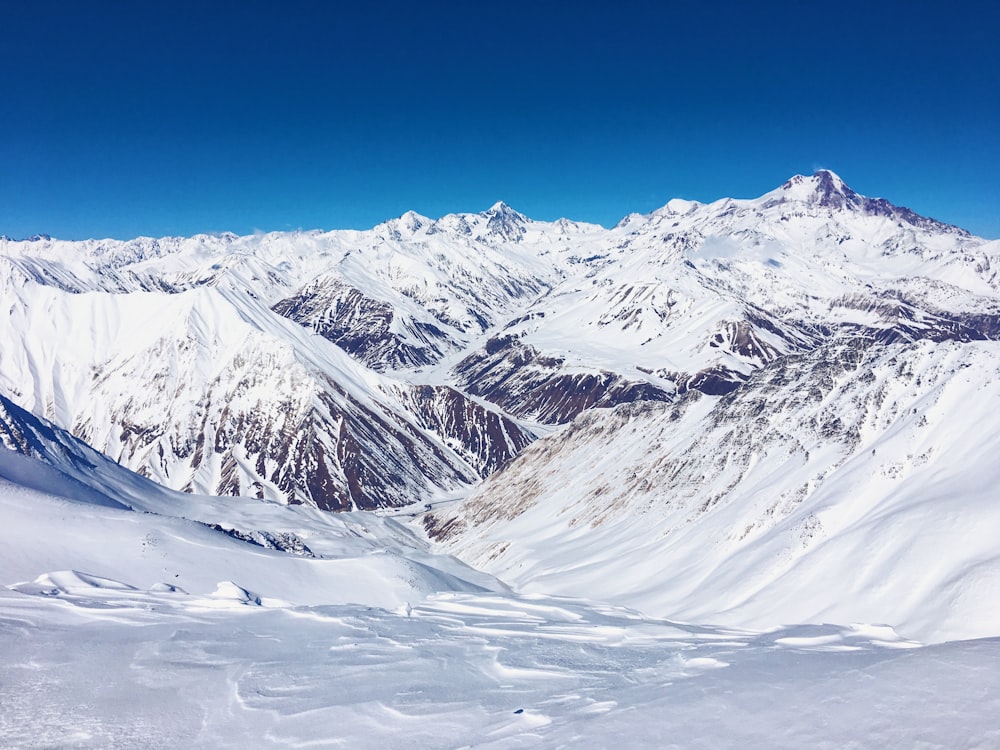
[3,171,1000,747]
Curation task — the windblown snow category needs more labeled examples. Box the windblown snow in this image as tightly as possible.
[2,171,1000,747]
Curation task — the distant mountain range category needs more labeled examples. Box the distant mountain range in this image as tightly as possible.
[3,170,1000,641]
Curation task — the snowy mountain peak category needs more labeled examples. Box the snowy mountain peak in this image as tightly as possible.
[764,170,965,233]
[812,167,847,185]
[398,209,430,233]
[650,197,701,218]
[481,201,529,242]
[810,168,861,209]
[483,200,525,219]
[773,169,859,209]
[377,209,433,239]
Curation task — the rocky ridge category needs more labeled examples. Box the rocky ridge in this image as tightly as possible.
[2,171,998,515]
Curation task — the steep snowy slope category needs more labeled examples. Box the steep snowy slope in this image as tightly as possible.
[453,171,1000,422]
[2,170,998,516]
[3,399,1000,749]
[430,335,1000,643]
[0,278,520,509]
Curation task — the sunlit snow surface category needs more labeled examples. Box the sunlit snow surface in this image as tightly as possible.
[4,177,1000,747]
[2,468,999,748]
[3,584,999,748]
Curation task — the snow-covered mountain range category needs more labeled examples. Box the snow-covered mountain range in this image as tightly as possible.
[3,171,1000,745]
[5,171,997,512]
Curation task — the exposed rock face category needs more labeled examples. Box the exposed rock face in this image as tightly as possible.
[204,524,315,557]
[829,291,1000,344]
[400,384,535,477]
[72,333,481,511]
[200,379,479,512]
[273,276,449,371]
[2,171,999,516]
[454,335,674,424]
[481,202,529,243]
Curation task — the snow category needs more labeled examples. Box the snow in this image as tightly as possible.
[3,367,1000,748]
[4,173,1000,746]
[2,466,999,750]
[439,340,1000,644]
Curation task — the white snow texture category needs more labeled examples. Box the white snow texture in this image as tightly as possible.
[2,172,999,748]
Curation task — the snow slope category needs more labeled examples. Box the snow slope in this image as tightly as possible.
[433,336,1000,643]
[0,394,499,606]
[5,579,999,749]
[3,171,998,502]
[4,171,1000,745]
[2,429,998,748]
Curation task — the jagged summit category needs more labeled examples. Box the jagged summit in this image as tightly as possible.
[483,200,527,219]
[808,169,863,210]
[811,168,851,201]
[481,200,528,242]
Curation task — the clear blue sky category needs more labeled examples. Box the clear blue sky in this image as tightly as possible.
[2,1,997,239]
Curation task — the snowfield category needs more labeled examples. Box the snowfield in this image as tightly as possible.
[2,468,999,749]
[434,338,1000,644]
[3,172,1000,747]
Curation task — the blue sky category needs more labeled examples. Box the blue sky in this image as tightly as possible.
[2,1,997,239]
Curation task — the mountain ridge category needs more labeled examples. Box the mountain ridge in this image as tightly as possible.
[2,171,998,515]
[0,170,974,243]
